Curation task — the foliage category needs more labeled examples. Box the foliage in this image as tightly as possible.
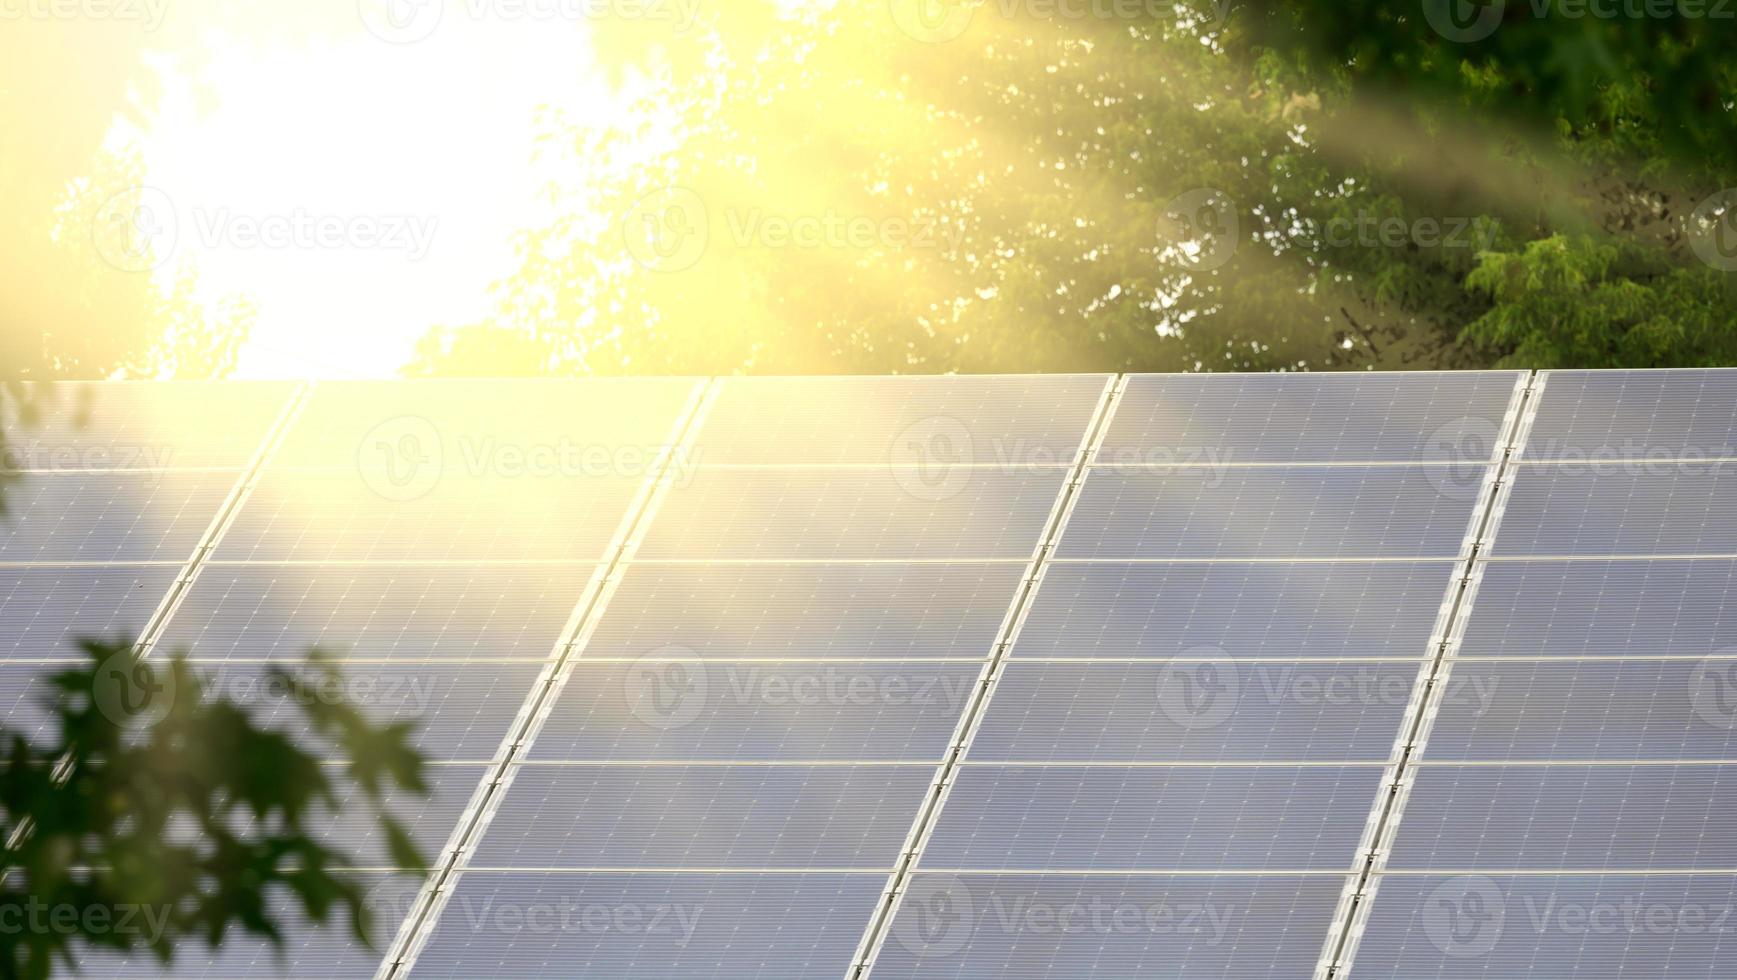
[0,640,428,980]
[409,2,1736,377]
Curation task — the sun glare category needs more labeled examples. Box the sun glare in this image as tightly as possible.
[127,14,643,380]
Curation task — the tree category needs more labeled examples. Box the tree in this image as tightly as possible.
[1,641,429,980]
[409,2,1736,377]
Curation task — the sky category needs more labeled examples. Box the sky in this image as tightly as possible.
[130,13,636,379]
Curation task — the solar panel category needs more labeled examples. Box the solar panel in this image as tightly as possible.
[472,765,933,868]
[411,872,881,978]
[871,874,1345,978]
[1462,558,1737,657]
[638,467,1067,561]
[1,381,295,470]
[14,369,1737,979]
[1521,369,1737,462]
[1013,561,1458,660]
[0,566,178,659]
[969,662,1421,762]
[158,563,599,661]
[692,375,1110,465]
[0,471,237,562]
[1354,874,1737,978]
[1347,369,1737,979]
[1098,371,1520,463]
[583,562,1024,660]
[1055,467,1480,560]
[921,765,1379,871]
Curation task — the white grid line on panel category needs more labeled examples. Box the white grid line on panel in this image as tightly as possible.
[844,375,1125,980]
[0,382,313,877]
[376,378,717,980]
[1315,371,1545,980]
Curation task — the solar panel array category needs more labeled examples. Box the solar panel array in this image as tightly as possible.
[1,369,1733,978]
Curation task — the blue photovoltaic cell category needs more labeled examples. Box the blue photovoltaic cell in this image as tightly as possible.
[969,662,1418,763]
[1426,660,1737,762]
[585,563,1022,660]
[158,564,593,661]
[1,381,295,471]
[1355,874,1737,979]
[922,766,1378,871]
[1392,765,1737,871]
[0,566,178,659]
[270,378,701,469]
[873,873,1344,979]
[527,663,977,762]
[70,872,422,979]
[1524,370,1737,462]
[215,470,643,562]
[0,663,69,743]
[185,662,542,762]
[692,375,1109,465]
[192,764,483,870]
[1462,559,1737,657]
[0,472,232,562]
[1014,562,1454,660]
[1098,372,1521,464]
[411,872,882,979]
[472,764,931,869]
[637,467,1064,561]
[1056,467,1478,560]
[1493,467,1737,557]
